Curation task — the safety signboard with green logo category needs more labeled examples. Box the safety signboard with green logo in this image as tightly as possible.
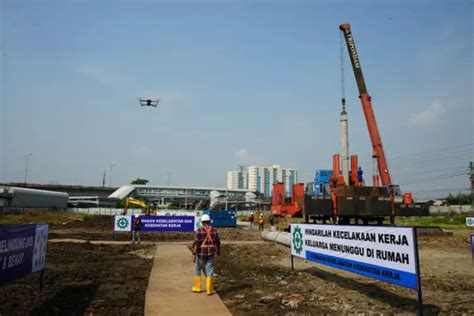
[114,215,132,231]
[291,223,419,290]
[466,217,474,227]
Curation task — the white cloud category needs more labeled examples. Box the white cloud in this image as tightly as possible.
[72,62,121,86]
[136,145,152,157]
[234,148,249,163]
[409,100,446,127]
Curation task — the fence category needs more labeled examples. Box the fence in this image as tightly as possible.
[429,205,473,215]
[68,208,141,215]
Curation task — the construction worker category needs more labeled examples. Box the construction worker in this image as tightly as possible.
[192,214,221,295]
[248,212,254,229]
[268,214,276,231]
[258,213,265,231]
[132,214,142,244]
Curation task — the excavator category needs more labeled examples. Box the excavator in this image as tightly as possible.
[122,197,156,215]
[271,24,429,224]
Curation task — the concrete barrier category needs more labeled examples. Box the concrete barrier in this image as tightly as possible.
[429,205,473,215]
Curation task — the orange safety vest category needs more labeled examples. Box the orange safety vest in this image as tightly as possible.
[258,217,264,224]
[200,226,215,249]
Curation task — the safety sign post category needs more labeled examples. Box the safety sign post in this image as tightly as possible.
[414,227,423,316]
[0,224,49,291]
[471,234,474,263]
[291,223,424,315]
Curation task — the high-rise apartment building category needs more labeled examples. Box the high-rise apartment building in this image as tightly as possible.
[247,164,297,197]
[226,167,248,190]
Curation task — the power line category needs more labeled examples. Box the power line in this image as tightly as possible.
[358,143,474,166]
[389,143,473,161]
[360,155,472,172]
[393,165,467,178]
[390,150,473,167]
[399,172,468,186]
[410,187,470,194]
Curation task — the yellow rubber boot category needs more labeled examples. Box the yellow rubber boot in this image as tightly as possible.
[192,276,201,293]
[206,276,213,295]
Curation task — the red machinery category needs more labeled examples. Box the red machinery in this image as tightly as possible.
[270,24,428,224]
[271,182,304,217]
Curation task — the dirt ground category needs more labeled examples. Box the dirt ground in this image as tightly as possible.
[48,215,262,242]
[214,231,474,315]
[1,214,473,315]
[0,242,154,316]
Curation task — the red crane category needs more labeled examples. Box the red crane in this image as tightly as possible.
[339,23,392,187]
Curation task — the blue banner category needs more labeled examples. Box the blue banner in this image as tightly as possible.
[138,216,195,232]
[306,250,417,289]
[0,224,49,285]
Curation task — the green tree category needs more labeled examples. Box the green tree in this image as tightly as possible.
[444,193,472,205]
[130,178,149,185]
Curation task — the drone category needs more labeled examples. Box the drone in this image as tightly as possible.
[138,98,160,107]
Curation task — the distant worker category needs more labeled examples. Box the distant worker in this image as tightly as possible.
[358,167,364,185]
[248,212,255,229]
[258,213,265,231]
[192,214,221,295]
[132,214,142,244]
[268,214,275,231]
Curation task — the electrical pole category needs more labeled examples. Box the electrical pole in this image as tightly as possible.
[109,163,116,187]
[225,188,228,210]
[470,161,473,208]
[102,170,106,188]
[24,153,32,184]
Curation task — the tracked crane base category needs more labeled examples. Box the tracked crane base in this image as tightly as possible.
[145,244,231,316]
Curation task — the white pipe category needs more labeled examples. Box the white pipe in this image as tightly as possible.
[340,115,349,185]
[261,231,291,247]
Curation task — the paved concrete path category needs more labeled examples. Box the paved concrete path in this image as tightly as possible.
[145,244,232,316]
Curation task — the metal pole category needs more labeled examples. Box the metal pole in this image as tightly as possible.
[413,227,423,316]
[185,187,188,209]
[225,189,228,210]
[38,269,44,292]
[109,163,116,187]
[470,162,473,209]
[291,255,294,271]
[24,153,32,184]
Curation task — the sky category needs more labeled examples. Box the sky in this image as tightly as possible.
[1,0,472,199]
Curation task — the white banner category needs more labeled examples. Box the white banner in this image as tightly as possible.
[114,215,132,232]
[291,224,418,289]
[31,224,48,273]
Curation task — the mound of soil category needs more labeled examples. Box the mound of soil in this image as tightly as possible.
[0,242,154,316]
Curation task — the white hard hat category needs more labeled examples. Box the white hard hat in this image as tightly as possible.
[201,214,211,222]
[250,212,254,215]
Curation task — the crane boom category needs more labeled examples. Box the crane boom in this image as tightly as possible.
[339,23,392,186]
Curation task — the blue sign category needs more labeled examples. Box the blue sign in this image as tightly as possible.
[0,224,49,285]
[139,216,195,232]
[291,224,419,289]
[305,250,417,289]
[471,234,474,262]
